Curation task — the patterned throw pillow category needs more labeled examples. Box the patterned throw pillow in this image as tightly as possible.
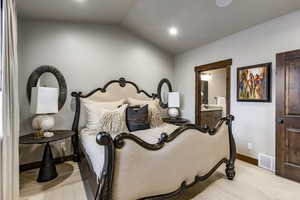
[100,104,129,137]
[126,105,150,132]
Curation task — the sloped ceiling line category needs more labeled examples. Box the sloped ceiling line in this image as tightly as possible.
[17,0,300,54]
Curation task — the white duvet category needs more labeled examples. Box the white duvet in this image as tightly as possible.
[80,123,178,178]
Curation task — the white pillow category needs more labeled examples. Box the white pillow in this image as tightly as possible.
[81,98,125,130]
[127,97,163,128]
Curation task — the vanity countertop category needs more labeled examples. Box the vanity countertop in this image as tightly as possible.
[201,108,223,112]
[201,105,223,112]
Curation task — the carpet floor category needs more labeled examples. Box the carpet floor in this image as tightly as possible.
[20,160,300,200]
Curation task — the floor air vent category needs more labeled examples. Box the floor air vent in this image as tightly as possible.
[258,153,275,172]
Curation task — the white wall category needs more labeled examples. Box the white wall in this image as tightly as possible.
[18,20,174,164]
[174,10,300,159]
[0,91,2,137]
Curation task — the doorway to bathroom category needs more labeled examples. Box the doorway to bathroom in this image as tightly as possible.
[194,59,232,127]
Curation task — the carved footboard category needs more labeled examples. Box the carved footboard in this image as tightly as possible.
[95,115,236,200]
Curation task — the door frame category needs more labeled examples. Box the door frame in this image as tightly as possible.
[194,59,232,125]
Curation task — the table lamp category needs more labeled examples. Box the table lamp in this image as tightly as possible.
[31,87,58,137]
[168,92,180,119]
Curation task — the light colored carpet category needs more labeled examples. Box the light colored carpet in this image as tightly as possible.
[20,160,300,200]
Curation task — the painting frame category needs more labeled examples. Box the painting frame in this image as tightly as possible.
[237,63,272,102]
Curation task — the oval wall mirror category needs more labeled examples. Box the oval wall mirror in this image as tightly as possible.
[39,72,59,88]
[27,65,67,111]
[157,78,173,108]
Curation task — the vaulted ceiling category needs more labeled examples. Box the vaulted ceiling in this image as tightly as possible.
[17,0,300,54]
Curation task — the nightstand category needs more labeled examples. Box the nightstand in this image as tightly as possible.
[19,130,75,182]
[163,117,189,126]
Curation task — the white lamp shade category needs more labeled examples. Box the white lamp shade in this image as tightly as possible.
[31,87,58,114]
[168,92,180,108]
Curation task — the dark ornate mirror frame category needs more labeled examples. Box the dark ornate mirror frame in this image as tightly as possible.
[157,78,173,109]
[27,65,67,111]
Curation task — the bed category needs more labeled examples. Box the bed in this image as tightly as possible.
[70,77,236,200]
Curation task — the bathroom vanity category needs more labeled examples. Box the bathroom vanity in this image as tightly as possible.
[200,107,223,128]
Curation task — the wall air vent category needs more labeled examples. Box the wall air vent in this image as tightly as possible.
[258,153,275,172]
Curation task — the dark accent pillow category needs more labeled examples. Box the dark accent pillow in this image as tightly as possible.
[126,105,150,132]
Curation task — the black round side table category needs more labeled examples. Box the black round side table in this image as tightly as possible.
[19,130,75,182]
[163,117,190,126]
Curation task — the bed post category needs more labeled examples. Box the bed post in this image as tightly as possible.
[96,132,115,200]
[225,115,236,180]
[71,92,82,162]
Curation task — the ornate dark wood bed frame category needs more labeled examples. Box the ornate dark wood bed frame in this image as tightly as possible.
[71,77,236,200]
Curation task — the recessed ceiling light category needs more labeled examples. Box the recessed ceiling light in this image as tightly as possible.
[216,0,232,7]
[168,27,178,36]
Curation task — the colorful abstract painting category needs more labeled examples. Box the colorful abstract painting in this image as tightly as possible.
[237,63,272,102]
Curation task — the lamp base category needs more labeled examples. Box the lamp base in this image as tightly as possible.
[168,107,179,119]
[32,115,55,132]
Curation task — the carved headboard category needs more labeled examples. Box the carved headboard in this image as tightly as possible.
[70,77,163,161]
[75,78,157,101]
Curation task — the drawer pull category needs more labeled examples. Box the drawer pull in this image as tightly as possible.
[287,128,300,133]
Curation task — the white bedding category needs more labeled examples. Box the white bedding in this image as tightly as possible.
[80,123,178,178]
